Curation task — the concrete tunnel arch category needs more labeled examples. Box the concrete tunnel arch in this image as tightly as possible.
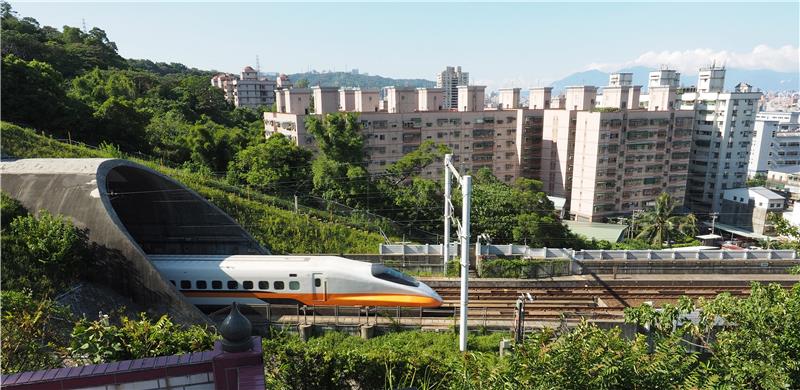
[1,158,268,324]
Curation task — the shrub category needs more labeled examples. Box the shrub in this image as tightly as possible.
[69,313,218,364]
[261,330,506,390]
[478,258,570,278]
[1,210,91,295]
[1,191,28,229]
[1,290,73,374]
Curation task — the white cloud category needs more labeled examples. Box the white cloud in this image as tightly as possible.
[587,45,799,73]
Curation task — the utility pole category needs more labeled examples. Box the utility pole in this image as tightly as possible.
[710,212,718,234]
[443,155,451,269]
[443,154,472,352]
[629,210,642,240]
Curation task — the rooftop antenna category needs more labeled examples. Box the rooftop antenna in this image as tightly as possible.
[255,55,261,77]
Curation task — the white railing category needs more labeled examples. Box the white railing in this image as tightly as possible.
[378,244,797,261]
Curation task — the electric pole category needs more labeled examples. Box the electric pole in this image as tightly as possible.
[710,212,718,234]
[443,154,472,353]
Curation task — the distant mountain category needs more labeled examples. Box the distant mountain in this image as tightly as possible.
[550,66,799,93]
[286,71,435,89]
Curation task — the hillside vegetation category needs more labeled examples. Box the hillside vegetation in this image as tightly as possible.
[288,71,435,89]
[1,122,385,254]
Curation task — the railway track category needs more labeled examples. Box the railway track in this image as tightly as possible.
[209,276,798,329]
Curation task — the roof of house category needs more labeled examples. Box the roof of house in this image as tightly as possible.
[749,186,785,200]
[723,186,785,203]
[768,166,800,175]
[564,220,628,243]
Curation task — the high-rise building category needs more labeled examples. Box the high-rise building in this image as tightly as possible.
[541,74,693,221]
[749,111,800,176]
[210,66,277,110]
[679,66,761,214]
[436,66,469,109]
[264,66,766,223]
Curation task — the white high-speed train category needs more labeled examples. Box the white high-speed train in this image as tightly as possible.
[150,255,442,308]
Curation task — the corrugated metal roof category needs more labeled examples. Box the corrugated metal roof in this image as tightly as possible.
[564,220,628,242]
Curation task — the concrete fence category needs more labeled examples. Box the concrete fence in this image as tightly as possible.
[574,249,797,261]
[378,244,796,262]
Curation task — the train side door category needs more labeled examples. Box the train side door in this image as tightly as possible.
[312,273,326,302]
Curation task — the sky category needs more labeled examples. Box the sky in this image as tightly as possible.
[8,2,800,90]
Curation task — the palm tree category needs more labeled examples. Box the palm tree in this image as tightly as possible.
[635,193,697,248]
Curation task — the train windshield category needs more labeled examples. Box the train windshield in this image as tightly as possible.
[371,264,420,287]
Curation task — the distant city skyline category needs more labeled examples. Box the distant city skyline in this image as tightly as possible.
[8,2,800,90]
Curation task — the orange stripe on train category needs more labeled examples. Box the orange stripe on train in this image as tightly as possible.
[181,291,441,308]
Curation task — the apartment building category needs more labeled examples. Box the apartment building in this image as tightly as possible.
[264,85,544,182]
[263,65,768,223]
[679,66,761,214]
[436,66,469,110]
[559,74,693,222]
[210,66,277,109]
[748,111,800,176]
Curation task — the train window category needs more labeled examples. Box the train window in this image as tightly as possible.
[258,281,269,290]
[227,281,238,290]
[371,264,420,287]
[289,281,300,290]
[180,280,191,289]
[196,280,207,289]
[212,280,222,290]
[314,278,321,287]
[274,281,285,290]
[243,281,253,290]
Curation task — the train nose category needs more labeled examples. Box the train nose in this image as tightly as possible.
[420,282,443,307]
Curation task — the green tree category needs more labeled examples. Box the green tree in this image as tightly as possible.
[143,110,192,163]
[513,212,574,247]
[311,156,372,207]
[635,192,697,248]
[0,54,72,133]
[306,113,364,163]
[294,78,309,88]
[747,173,768,187]
[228,133,313,196]
[383,140,449,185]
[175,75,232,123]
[470,168,558,243]
[187,120,249,172]
[306,113,373,206]
[769,211,800,240]
[92,96,151,151]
